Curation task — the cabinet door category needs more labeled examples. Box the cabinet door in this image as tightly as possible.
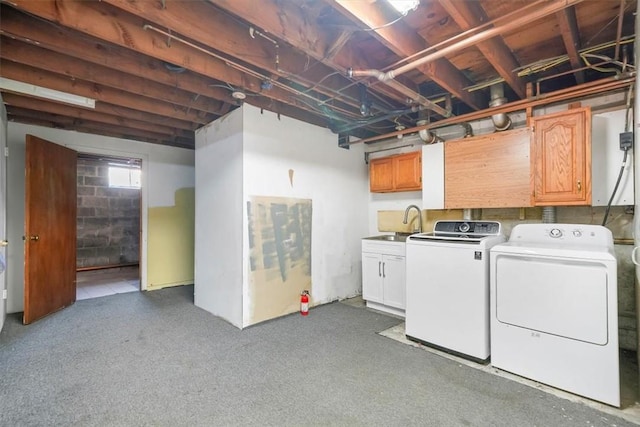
[532,107,591,205]
[394,152,422,191]
[362,252,383,303]
[382,255,405,309]
[369,158,394,192]
[445,128,532,208]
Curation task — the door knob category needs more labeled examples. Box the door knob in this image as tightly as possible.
[0,240,7,247]
[23,235,39,241]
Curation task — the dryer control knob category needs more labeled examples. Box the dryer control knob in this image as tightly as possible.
[459,222,470,233]
[572,230,582,237]
[549,228,563,238]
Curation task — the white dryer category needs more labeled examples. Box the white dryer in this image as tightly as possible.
[490,224,619,407]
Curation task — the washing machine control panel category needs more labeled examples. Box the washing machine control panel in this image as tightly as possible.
[433,220,501,236]
[508,224,614,248]
[549,228,563,238]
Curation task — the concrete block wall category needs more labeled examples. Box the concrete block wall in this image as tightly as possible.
[77,158,140,268]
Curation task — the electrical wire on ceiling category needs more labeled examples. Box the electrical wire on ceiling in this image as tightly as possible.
[203,0,405,117]
[514,36,635,78]
[356,15,406,32]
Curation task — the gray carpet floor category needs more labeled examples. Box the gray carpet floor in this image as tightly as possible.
[0,285,636,427]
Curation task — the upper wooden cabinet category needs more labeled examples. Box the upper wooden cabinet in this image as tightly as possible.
[444,128,532,208]
[532,107,591,206]
[370,151,422,193]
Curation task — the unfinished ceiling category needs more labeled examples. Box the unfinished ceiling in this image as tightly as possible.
[0,0,636,149]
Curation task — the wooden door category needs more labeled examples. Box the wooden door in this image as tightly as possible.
[394,151,422,191]
[532,107,591,205]
[369,157,394,192]
[24,135,77,324]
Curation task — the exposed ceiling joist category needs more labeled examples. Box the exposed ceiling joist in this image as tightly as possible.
[437,0,526,98]
[555,7,585,84]
[0,0,634,149]
[331,0,487,110]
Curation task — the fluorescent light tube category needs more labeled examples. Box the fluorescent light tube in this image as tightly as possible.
[387,0,419,15]
[0,77,96,108]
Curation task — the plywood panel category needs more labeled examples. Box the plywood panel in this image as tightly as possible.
[445,127,532,208]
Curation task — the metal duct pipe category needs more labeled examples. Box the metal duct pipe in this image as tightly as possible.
[541,206,557,223]
[489,84,511,131]
[416,119,441,144]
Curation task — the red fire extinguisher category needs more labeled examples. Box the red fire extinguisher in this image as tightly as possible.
[300,290,310,316]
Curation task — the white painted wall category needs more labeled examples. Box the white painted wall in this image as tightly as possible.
[194,105,369,328]
[194,109,245,327]
[6,123,194,313]
[242,105,368,324]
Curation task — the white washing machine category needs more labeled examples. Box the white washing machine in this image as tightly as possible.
[490,224,619,407]
[405,220,505,362]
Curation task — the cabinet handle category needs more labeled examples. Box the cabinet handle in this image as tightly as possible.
[378,261,381,277]
[577,180,582,192]
[382,262,386,278]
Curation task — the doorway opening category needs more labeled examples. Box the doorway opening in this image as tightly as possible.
[75,153,141,300]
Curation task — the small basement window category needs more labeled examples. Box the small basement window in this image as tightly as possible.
[108,165,141,189]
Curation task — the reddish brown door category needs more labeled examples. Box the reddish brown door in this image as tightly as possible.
[24,135,77,324]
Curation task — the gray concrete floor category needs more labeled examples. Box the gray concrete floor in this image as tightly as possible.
[344,297,640,426]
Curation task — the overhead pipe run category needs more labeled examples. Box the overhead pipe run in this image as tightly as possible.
[346,0,585,118]
[333,105,428,134]
[379,0,586,82]
[347,68,453,118]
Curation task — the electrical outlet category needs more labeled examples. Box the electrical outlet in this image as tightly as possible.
[619,132,633,150]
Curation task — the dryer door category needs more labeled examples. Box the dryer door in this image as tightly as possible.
[494,254,610,345]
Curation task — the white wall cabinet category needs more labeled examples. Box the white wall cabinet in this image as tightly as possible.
[422,143,445,209]
[362,239,406,317]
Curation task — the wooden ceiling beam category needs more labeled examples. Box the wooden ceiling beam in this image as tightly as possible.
[555,7,585,84]
[102,0,373,114]
[0,7,329,127]
[2,93,194,139]
[0,60,214,125]
[206,0,419,108]
[5,104,193,147]
[0,5,237,105]
[438,0,526,98]
[4,0,326,119]
[0,37,226,116]
[330,0,487,110]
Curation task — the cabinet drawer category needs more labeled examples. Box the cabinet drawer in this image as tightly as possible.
[362,240,405,256]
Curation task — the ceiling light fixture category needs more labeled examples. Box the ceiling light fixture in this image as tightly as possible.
[231,91,247,100]
[387,0,419,15]
[0,77,96,109]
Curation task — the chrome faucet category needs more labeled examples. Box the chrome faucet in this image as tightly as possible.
[403,205,423,233]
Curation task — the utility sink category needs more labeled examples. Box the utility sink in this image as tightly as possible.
[363,234,411,243]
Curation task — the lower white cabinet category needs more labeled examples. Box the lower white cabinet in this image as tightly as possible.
[362,239,406,317]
